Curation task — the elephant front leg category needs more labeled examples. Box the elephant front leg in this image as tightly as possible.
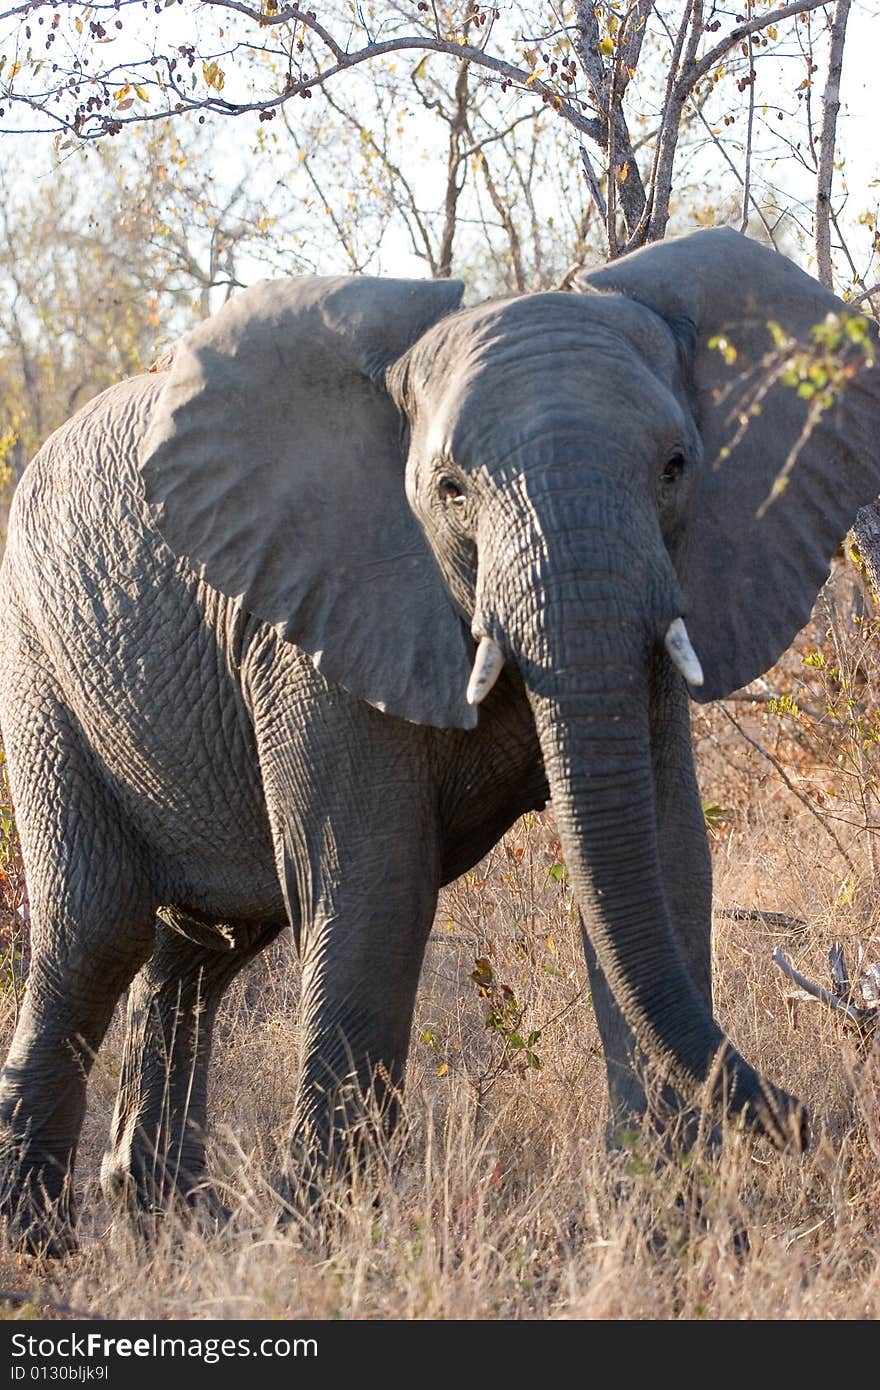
[248,673,441,1214]
[101,916,280,1227]
[286,880,437,1210]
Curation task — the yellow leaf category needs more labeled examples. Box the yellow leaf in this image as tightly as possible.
[113,85,131,101]
[618,161,629,183]
[436,1062,448,1077]
[8,61,20,79]
[597,37,614,57]
[525,68,543,86]
[767,24,778,40]
[133,84,149,102]
[835,879,855,908]
[75,17,83,31]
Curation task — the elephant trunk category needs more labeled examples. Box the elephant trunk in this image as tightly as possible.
[478,478,805,1146]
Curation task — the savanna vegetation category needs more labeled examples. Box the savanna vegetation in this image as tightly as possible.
[0,0,879,1320]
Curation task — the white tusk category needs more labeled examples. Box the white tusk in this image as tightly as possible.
[664,617,704,687]
[466,636,505,706]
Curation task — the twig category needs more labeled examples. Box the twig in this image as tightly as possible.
[690,99,777,246]
[739,0,756,233]
[718,703,857,875]
[850,283,880,310]
[579,144,608,228]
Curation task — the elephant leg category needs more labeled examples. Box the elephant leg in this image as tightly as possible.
[284,868,438,1211]
[0,702,156,1253]
[585,655,713,1146]
[248,663,440,1209]
[101,916,280,1224]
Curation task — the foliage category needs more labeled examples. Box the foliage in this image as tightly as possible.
[0,123,286,522]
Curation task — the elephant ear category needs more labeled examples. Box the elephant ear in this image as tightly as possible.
[580,227,880,701]
[140,274,476,728]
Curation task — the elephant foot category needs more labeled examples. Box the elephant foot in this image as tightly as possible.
[607,1131,750,1261]
[100,1150,231,1238]
[636,1188,750,1261]
[0,1169,78,1258]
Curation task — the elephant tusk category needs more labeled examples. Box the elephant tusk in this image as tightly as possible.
[466,636,505,706]
[664,617,704,687]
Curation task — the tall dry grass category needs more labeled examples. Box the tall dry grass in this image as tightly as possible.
[0,566,879,1319]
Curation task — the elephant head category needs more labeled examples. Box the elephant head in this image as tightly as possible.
[140,227,880,1147]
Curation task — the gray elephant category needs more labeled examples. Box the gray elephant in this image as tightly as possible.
[1,227,878,1255]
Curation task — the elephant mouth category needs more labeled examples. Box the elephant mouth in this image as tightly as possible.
[465,617,704,707]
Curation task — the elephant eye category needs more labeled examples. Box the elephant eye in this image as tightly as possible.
[439,477,466,506]
[661,453,686,487]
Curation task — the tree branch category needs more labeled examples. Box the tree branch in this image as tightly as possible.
[814,0,852,288]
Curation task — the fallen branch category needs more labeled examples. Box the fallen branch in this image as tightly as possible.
[719,907,808,934]
[773,942,879,1033]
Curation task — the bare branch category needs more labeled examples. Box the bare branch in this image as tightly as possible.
[473,139,527,292]
[692,0,839,84]
[850,284,880,311]
[690,100,778,246]
[644,0,703,245]
[1,13,605,145]
[815,0,852,288]
[579,144,607,228]
[772,945,878,1029]
[571,0,651,244]
[321,85,439,274]
[438,53,471,279]
[739,0,756,234]
[719,907,808,935]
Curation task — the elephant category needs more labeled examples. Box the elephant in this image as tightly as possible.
[0,226,878,1255]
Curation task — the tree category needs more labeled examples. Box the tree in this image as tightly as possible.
[2,1,876,277]
[3,1,877,512]
[0,122,279,500]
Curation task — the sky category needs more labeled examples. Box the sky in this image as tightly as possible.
[837,2,879,206]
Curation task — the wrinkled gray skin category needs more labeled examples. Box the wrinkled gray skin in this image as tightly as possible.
[1,228,878,1254]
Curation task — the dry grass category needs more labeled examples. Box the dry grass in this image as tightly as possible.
[1,571,880,1319]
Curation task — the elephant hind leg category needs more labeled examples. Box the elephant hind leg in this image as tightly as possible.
[101,916,280,1228]
[0,700,158,1254]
